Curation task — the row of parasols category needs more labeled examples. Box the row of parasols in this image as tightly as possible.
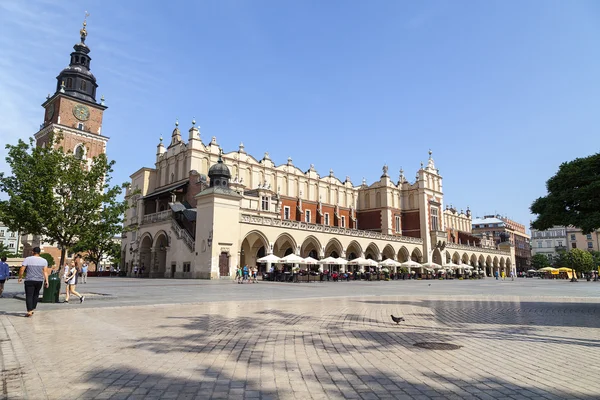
[256,253,480,272]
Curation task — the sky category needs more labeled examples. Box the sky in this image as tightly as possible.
[1,0,599,230]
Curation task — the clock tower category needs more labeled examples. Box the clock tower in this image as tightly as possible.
[35,16,108,159]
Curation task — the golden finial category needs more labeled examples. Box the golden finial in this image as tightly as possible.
[80,11,90,43]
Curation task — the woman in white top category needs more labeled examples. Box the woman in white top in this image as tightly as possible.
[64,260,85,303]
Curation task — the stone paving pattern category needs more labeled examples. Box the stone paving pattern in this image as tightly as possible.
[1,279,600,399]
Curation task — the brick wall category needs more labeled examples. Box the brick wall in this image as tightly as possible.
[53,96,104,136]
[356,210,381,231]
[401,210,421,238]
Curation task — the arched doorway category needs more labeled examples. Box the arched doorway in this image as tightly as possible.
[432,248,442,265]
[364,243,380,261]
[397,247,410,263]
[139,234,153,277]
[273,233,297,257]
[240,231,269,274]
[153,232,168,278]
[324,238,343,258]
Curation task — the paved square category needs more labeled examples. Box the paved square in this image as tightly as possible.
[1,278,599,399]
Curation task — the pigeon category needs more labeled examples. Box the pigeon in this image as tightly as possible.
[391,315,405,324]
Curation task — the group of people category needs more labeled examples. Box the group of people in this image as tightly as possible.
[13,247,87,317]
[133,265,145,277]
[235,265,257,283]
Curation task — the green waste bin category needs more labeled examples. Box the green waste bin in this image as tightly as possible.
[42,271,61,303]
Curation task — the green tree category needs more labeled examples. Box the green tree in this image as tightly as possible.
[71,200,126,271]
[589,251,600,268]
[531,153,600,234]
[40,253,55,268]
[531,253,551,270]
[551,251,570,269]
[568,248,594,273]
[0,135,127,268]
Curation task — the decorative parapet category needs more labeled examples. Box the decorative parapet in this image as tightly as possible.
[240,214,423,245]
[446,242,510,256]
[141,210,171,225]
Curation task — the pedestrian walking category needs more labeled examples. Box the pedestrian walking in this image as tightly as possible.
[242,264,249,283]
[235,266,241,283]
[18,247,49,317]
[64,261,85,303]
[133,266,138,276]
[251,267,258,283]
[82,263,88,284]
[501,270,506,280]
[0,256,10,298]
[62,262,70,297]
[510,270,515,281]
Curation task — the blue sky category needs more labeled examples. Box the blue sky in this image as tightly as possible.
[1,0,599,230]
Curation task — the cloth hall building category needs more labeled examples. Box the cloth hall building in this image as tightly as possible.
[122,122,515,279]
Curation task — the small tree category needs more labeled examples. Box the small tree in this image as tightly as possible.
[0,135,127,267]
[568,248,594,273]
[71,199,126,271]
[551,251,570,269]
[531,153,600,234]
[531,253,551,270]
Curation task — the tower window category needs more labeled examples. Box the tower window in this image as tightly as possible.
[77,123,84,130]
[80,81,87,91]
[74,144,86,160]
[66,78,73,88]
[431,207,439,231]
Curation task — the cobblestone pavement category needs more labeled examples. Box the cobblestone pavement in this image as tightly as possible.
[1,280,600,399]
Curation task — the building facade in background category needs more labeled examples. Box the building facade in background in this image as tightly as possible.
[0,223,22,255]
[530,226,567,260]
[472,215,531,271]
[567,227,600,252]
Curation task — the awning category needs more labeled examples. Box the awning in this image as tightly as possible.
[143,181,188,199]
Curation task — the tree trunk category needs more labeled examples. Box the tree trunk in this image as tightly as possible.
[59,246,67,270]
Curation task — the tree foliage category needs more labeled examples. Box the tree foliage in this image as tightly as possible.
[531,153,600,234]
[0,135,127,267]
[551,251,570,269]
[71,200,125,270]
[40,253,55,267]
[531,253,551,270]
[567,248,594,273]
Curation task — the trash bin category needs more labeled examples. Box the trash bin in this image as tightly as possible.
[42,271,61,303]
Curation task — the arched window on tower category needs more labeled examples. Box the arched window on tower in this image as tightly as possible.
[80,81,87,91]
[66,78,73,88]
[74,144,86,160]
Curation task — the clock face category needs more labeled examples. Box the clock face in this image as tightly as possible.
[46,103,54,121]
[73,104,90,121]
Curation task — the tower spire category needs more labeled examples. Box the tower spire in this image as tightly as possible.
[54,11,98,102]
[80,11,90,43]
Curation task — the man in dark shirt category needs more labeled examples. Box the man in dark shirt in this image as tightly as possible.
[18,247,49,317]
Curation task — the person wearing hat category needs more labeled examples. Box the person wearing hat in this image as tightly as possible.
[18,246,49,317]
